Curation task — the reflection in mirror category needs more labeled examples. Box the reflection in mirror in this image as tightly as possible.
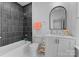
[49,6,67,30]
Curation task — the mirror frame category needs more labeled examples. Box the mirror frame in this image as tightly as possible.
[49,6,67,30]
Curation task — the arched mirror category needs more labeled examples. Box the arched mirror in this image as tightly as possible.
[49,6,67,30]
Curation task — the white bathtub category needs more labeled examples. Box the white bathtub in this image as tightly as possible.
[0,40,31,57]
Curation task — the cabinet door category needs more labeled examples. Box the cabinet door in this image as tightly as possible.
[58,38,75,57]
[45,36,58,57]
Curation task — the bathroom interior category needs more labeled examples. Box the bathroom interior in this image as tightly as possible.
[0,2,79,57]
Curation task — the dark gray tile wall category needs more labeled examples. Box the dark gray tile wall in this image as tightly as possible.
[0,2,24,46]
[0,2,32,46]
[23,3,32,42]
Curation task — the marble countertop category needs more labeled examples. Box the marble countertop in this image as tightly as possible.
[33,34,77,39]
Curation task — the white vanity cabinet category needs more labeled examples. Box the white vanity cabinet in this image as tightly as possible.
[57,38,75,57]
[45,37,58,57]
[33,35,75,57]
[45,36,75,57]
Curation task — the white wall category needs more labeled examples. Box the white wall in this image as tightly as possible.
[32,2,51,36]
[32,2,77,42]
[66,3,77,37]
[75,3,79,47]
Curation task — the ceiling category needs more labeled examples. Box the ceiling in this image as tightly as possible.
[17,2,31,6]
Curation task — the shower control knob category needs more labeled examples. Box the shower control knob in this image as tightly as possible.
[25,34,27,36]
[0,37,2,39]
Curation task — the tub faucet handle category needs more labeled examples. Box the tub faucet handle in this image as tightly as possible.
[0,37,2,39]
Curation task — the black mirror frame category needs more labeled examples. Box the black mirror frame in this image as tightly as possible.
[49,6,67,30]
